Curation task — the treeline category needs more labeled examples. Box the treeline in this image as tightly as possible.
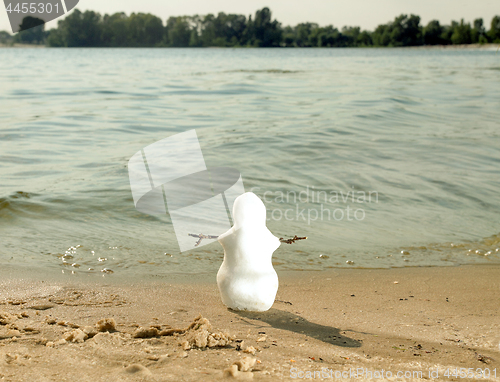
[6,7,500,47]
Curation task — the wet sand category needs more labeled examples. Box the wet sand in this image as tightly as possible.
[0,264,499,381]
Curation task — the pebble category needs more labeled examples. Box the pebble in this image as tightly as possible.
[96,318,116,332]
[124,364,152,376]
[234,356,256,372]
[63,329,87,343]
[133,327,158,338]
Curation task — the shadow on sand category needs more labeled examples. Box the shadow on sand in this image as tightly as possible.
[231,308,361,348]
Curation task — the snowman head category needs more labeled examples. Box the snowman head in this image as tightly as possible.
[232,192,266,230]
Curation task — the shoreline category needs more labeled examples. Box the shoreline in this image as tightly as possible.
[1,43,498,49]
[1,264,498,381]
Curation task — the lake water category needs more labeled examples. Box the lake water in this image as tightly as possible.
[1,47,499,279]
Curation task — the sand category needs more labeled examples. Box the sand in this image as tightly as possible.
[0,264,499,381]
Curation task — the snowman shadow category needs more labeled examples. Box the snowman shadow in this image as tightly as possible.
[231,308,361,348]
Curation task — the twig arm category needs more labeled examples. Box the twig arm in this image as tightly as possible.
[279,235,308,244]
[188,233,307,246]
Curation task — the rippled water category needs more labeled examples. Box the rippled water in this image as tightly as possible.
[1,47,499,278]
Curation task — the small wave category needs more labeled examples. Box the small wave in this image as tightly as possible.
[0,191,43,218]
[224,69,302,74]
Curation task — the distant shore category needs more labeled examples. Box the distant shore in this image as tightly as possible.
[1,43,498,50]
[1,264,498,381]
[0,43,45,48]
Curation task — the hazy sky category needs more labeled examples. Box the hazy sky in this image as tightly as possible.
[1,0,499,34]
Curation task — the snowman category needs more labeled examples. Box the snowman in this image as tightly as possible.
[216,192,281,312]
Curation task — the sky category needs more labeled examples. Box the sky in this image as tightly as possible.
[1,0,499,34]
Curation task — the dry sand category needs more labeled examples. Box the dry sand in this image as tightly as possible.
[0,264,499,381]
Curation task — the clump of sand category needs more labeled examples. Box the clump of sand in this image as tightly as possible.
[129,315,234,349]
[0,311,15,325]
[96,317,116,332]
[177,315,233,350]
[133,326,159,338]
[58,318,114,343]
[223,356,257,379]
[63,329,87,343]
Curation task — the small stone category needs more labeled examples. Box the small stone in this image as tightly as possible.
[133,327,158,339]
[223,364,239,378]
[63,329,88,343]
[96,318,116,332]
[82,326,98,338]
[234,356,256,372]
[0,329,21,339]
[243,346,257,355]
[0,311,15,325]
[124,364,152,376]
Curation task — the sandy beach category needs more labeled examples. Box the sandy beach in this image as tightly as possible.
[0,264,498,381]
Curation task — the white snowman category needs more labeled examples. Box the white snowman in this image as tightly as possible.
[217,192,280,311]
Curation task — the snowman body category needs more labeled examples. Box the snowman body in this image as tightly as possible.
[217,192,280,311]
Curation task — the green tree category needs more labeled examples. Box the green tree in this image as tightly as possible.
[317,26,342,47]
[357,30,372,46]
[390,14,422,46]
[0,30,13,45]
[424,20,444,45]
[50,9,103,47]
[252,7,282,47]
[196,12,247,46]
[166,16,191,47]
[282,25,295,47]
[341,26,360,46]
[14,17,45,44]
[488,15,500,43]
[471,18,485,43]
[294,23,318,47]
[127,13,164,46]
[101,13,129,46]
[371,24,391,46]
[439,22,456,45]
[46,26,64,46]
[451,19,472,44]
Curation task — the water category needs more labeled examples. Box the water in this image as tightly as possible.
[1,47,499,278]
